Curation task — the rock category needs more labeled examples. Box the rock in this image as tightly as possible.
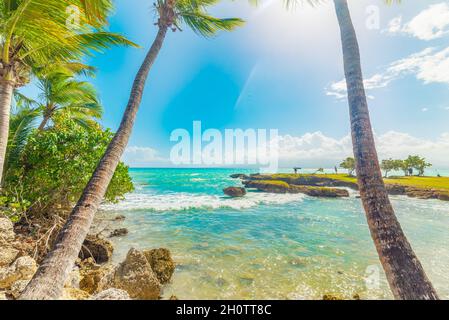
[143,248,175,284]
[230,174,250,180]
[0,291,6,300]
[0,256,37,289]
[109,228,129,238]
[79,235,114,264]
[244,180,349,198]
[323,294,343,300]
[114,215,126,221]
[223,187,247,198]
[169,295,178,300]
[9,279,30,299]
[79,263,115,294]
[0,217,15,243]
[289,185,350,198]
[64,266,80,289]
[61,287,91,300]
[244,180,291,193]
[386,184,407,195]
[0,246,19,267]
[113,248,161,300]
[438,192,449,201]
[91,288,131,300]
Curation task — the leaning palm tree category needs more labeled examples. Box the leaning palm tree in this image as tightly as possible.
[333,0,437,300]
[16,72,103,131]
[20,0,243,300]
[0,0,136,185]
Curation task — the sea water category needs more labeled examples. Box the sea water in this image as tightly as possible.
[100,168,449,300]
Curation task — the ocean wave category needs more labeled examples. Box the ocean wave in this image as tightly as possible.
[100,191,306,212]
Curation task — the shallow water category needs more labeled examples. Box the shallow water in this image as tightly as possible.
[101,168,449,300]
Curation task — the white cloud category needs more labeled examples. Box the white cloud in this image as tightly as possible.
[386,3,449,40]
[326,47,449,99]
[275,131,449,168]
[421,107,429,112]
[122,146,167,167]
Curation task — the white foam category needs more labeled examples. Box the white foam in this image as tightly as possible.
[100,191,306,212]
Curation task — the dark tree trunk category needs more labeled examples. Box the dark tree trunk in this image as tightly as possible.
[38,112,52,131]
[20,26,169,300]
[333,0,438,300]
[0,80,14,186]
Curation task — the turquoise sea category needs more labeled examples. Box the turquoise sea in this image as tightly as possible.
[100,168,449,300]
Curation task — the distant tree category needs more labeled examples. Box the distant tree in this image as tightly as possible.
[405,155,432,177]
[381,159,396,178]
[314,168,325,175]
[340,157,356,176]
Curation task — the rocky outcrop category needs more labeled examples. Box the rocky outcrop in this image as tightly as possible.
[223,187,246,198]
[79,258,115,294]
[0,256,37,289]
[143,248,175,284]
[245,174,359,190]
[91,288,131,300]
[244,180,349,198]
[79,235,114,264]
[230,174,250,180]
[0,246,19,267]
[109,228,129,238]
[61,287,91,300]
[0,217,15,243]
[113,248,161,300]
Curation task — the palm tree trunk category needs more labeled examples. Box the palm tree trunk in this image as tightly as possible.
[38,113,51,131]
[0,80,14,186]
[20,26,169,300]
[333,0,438,300]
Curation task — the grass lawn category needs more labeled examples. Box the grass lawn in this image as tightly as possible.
[266,174,449,191]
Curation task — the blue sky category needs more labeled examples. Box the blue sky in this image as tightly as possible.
[22,0,449,168]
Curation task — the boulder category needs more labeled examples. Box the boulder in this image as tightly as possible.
[223,187,247,198]
[113,248,161,300]
[109,228,129,238]
[0,246,19,267]
[79,235,114,264]
[114,215,126,221]
[143,248,175,284]
[61,287,91,300]
[0,256,37,289]
[8,279,30,299]
[0,217,15,243]
[91,288,131,300]
[79,263,115,294]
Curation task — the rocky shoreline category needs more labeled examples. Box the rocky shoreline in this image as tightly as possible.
[0,216,176,300]
[226,173,449,201]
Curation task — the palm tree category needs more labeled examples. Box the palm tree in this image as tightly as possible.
[20,0,243,300]
[16,72,103,131]
[0,0,136,186]
[332,0,437,299]
[2,101,39,181]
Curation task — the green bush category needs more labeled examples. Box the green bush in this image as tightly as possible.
[3,118,134,217]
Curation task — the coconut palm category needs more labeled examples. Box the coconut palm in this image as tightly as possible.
[281,0,437,299]
[16,72,103,131]
[0,0,136,185]
[333,0,437,300]
[20,0,243,300]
